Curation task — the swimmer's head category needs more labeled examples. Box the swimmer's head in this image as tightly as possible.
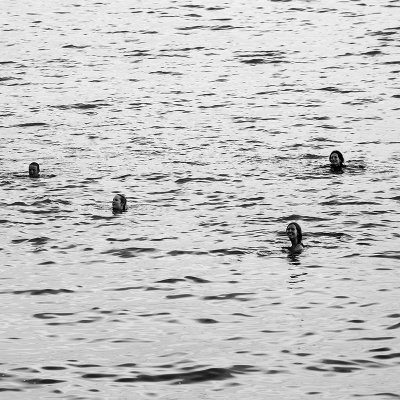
[112,194,127,212]
[329,150,344,167]
[286,222,302,244]
[29,162,40,178]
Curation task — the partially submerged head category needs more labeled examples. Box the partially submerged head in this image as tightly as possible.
[286,222,302,245]
[29,162,40,178]
[329,150,344,168]
[112,194,127,212]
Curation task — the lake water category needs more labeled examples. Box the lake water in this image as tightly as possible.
[1,0,400,398]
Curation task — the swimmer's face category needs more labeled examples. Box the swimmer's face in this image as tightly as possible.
[112,195,122,211]
[286,224,297,240]
[29,164,40,178]
[330,153,341,166]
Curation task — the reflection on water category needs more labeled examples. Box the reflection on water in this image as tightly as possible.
[1,0,400,398]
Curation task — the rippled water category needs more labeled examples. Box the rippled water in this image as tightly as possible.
[1,0,400,398]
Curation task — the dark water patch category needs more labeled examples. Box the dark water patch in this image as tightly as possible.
[233,313,254,317]
[67,363,102,368]
[210,25,237,31]
[361,50,383,56]
[277,214,330,222]
[114,365,254,384]
[181,4,205,8]
[198,103,229,109]
[203,293,254,301]
[115,363,137,368]
[90,215,122,221]
[1,288,74,296]
[196,318,218,324]
[28,237,51,245]
[209,248,248,255]
[146,286,174,292]
[111,174,132,180]
[185,276,210,283]
[11,238,28,244]
[61,44,89,49]
[176,25,207,31]
[12,122,49,127]
[47,317,101,326]
[317,86,363,94]
[150,70,183,76]
[0,388,21,392]
[0,372,14,378]
[33,312,75,319]
[372,353,400,360]
[175,176,227,184]
[386,322,400,330]
[41,366,67,371]
[167,250,209,256]
[19,209,59,215]
[106,237,131,242]
[236,50,287,65]
[355,394,400,399]
[350,337,396,341]
[52,101,109,110]
[139,30,158,35]
[166,294,194,299]
[156,278,186,283]
[321,359,358,366]
[0,77,20,83]
[140,173,169,181]
[81,373,118,379]
[137,312,170,317]
[320,200,380,206]
[105,285,143,292]
[383,61,400,65]
[368,252,400,260]
[369,347,392,352]
[21,378,64,385]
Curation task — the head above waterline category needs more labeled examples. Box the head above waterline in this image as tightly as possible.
[286,222,303,246]
[112,194,127,212]
[329,150,344,168]
[28,162,40,178]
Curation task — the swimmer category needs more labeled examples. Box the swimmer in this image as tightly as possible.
[28,162,40,178]
[112,194,127,212]
[329,150,345,172]
[286,222,304,253]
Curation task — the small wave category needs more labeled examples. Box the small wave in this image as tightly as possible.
[167,250,209,256]
[202,293,254,301]
[368,252,400,260]
[12,122,48,127]
[185,276,210,283]
[61,44,89,49]
[20,378,64,385]
[102,247,158,258]
[113,365,255,384]
[175,176,227,184]
[52,101,109,110]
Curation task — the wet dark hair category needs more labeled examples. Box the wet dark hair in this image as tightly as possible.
[329,150,344,166]
[29,162,40,171]
[287,222,303,244]
[117,194,127,211]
